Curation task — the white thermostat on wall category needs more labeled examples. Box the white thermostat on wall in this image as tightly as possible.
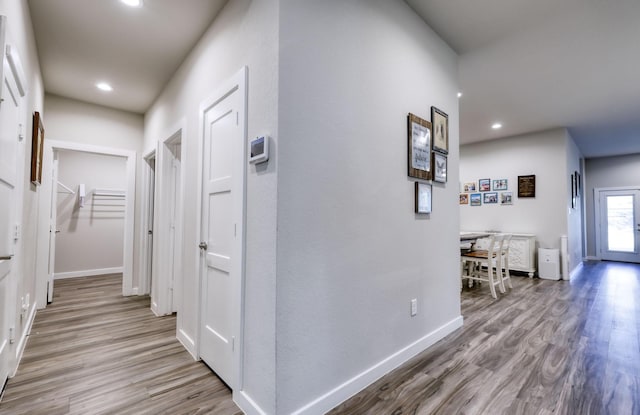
[249,136,269,164]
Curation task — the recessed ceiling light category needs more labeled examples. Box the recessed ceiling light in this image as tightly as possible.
[457,92,463,98]
[120,0,143,7]
[491,122,502,130]
[96,82,113,92]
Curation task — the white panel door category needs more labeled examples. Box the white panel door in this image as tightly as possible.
[599,189,640,263]
[199,73,245,387]
[0,52,20,389]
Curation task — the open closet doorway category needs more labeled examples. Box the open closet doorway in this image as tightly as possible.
[150,129,183,316]
[36,141,136,308]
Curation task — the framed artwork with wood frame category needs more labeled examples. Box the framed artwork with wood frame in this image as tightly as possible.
[407,113,432,180]
[431,106,448,154]
[31,111,45,185]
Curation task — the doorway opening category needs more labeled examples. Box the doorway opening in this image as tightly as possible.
[36,141,136,308]
[150,129,184,316]
[595,187,640,263]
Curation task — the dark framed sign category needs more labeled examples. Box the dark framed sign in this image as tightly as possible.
[518,175,536,198]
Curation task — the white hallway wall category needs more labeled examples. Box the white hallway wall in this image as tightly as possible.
[0,0,44,374]
[460,128,585,276]
[461,129,569,250]
[584,153,640,257]
[54,150,126,276]
[143,0,278,412]
[277,0,461,413]
[42,94,144,287]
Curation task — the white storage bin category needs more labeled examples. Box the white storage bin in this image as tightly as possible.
[538,248,560,280]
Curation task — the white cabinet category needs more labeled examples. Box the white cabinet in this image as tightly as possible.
[508,234,536,277]
[467,233,537,277]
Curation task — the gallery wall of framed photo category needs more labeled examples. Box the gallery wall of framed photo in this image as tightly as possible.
[459,175,535,207]
[408,106,449,215]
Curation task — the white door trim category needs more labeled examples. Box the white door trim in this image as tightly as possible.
[594,186,640,262]
[196,66,247,392]
[151,121,185,316]
[36,140,137,307]
[138,148,156,296]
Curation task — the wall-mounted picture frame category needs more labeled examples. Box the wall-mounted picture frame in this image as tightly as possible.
[470,193,482,206]
[518,175,536,198]
[415,182,432,214]
[431,106,448,154]
[479,178,491,191]
[493,179,508,191]
[407,113,432,180]
[459,193,469,205]
[483,192,498,204]
[433,152,447,183]
[500,192,513,205]
[463,182,476,192]
[31,111,45,185]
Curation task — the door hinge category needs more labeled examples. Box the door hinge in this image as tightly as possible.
[232,336,235,351]
[9,327,15,344]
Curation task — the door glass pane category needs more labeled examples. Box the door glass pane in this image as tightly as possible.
[607,195,635,252]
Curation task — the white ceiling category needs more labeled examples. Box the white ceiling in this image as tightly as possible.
[28,0,227,114]
[27,1,640,157]
[407,0,640,158]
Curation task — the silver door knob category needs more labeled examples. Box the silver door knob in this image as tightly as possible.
[199,242,208,250]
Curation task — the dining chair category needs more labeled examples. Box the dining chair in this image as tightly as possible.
[460,234,505,299]
[499,234,513,290]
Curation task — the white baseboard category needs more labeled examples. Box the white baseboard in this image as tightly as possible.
[235,390,269,415]
[177,328,197,360]
[569,262,584,281]
[584,256,600,261]
[54,267,123,280]
[11,301,37,377]
[291,315,464,415]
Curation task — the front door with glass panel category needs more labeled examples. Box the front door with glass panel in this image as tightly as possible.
[599,189,640,263]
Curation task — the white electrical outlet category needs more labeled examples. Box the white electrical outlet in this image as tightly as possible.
[410,298,418,316]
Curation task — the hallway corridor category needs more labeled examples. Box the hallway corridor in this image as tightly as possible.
[0,274,241,415]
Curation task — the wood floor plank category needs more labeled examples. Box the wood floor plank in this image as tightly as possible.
[329,261,640,415]
[0,274,239,415]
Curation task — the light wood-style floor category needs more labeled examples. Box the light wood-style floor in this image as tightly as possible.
[0,274,241,415]
[2,263,640,414]
[329,261,640,415]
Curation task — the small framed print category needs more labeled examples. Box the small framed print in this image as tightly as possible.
[431,106,448,154]
[463,182,476,192]
[479,179,491,192]
[433,152,447,183]
[470,193,482,206]
[483,192,498,204]
[407,113,432,180]
[415,182,432,214]
[460,193,469,205]
[500,192,513,205]
[493,179,507,191]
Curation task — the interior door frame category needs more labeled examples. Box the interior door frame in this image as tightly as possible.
[138,148,156,296]
[36,140,136,308]
[150,123,184,316]
[594,186,640,261]
[196,66,247,392]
